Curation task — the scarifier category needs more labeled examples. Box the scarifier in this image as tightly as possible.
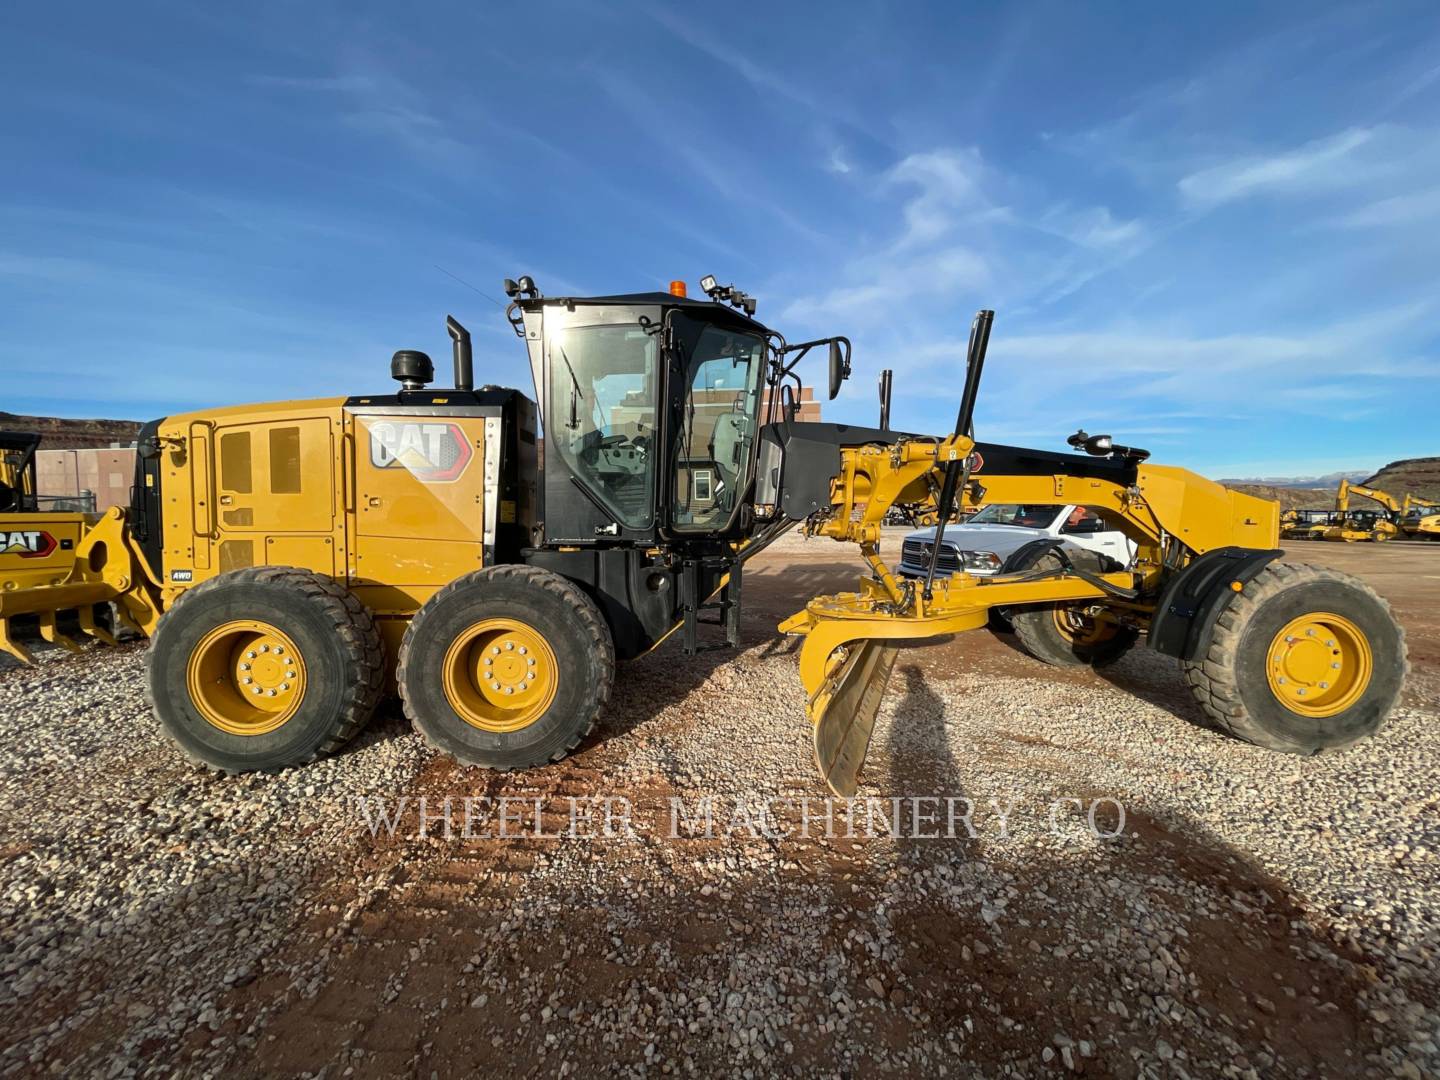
[0,282,1408,793]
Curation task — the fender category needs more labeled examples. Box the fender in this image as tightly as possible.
[1148,546,1283,661]
[1001,538,1068,574]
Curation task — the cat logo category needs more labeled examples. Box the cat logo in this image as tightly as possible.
[367,421,473,482]
[2,529,56,559]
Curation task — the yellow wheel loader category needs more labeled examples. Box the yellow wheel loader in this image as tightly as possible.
[0,285,1407,794]
[0,431,120,661]
[1321,479,1402,543]
[1401,495,1440,540]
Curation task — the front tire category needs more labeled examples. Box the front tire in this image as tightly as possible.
[147,567,385,773]
[1008,550,1137,667]
[1181,562,1407,753]
[398,566,614,770]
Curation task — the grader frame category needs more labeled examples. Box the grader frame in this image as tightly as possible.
[0,288,1404,797]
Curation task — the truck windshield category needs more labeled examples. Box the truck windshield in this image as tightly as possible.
[967,504,1063,529]
[669,317,766,532]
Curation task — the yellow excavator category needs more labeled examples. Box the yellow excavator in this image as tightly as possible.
[1322,479,1401,543]
[0,287,1408,796]
[1401,494,1440,540]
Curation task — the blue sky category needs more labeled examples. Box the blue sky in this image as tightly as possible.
[3,2,1438,478]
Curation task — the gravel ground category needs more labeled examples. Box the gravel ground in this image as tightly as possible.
[0,534,1436,1077]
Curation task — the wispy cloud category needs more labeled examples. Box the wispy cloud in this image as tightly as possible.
[1330,186,1440,228]
[1177,127,1377,207]
[249,61,473,165]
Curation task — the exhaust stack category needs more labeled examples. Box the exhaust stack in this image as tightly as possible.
[446,315,473,391]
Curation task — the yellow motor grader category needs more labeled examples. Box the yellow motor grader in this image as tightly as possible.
[0,284,1407,795]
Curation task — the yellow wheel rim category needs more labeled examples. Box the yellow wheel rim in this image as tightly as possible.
[1266,612,1372,718]
[442,618,557,733]
[186,620,308,736]
[1052,606,1117,646]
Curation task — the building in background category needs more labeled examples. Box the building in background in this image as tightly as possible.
[760,386,821,422]
[0,412,141,511]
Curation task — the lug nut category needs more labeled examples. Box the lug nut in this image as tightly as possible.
[1326,639,1336,647]
[1306,629,1315,637]
[490,682,501,691]
[252,687,262,695]
[504,687,514,695]
[1277,677,1286,685]
[519,646,528,655]
[1331,662,1341,669]
[1319,682,1329,690]
[242,676,252,685]
[261,644,270,652]
[274,646,284,656]
[239,662,250,671]
[528,657,536,666]
[280,683,289,691]
[490,646,500,656]
[505,642,514,651]
[246,650,257,659]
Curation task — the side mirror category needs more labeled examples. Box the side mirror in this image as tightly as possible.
[827,339,851,400]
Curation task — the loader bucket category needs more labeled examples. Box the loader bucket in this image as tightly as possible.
[809,638,898,798]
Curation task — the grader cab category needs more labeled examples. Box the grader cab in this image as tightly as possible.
[0,282,1408,794]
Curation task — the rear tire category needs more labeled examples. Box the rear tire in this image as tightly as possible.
[1008,550,1137,667]
[398,565,614,770]
[1181,562,1407,753]
[147,567,384,773]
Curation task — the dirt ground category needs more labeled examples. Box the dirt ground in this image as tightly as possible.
[221,536,1440,1076]
[2,533,1437,1077]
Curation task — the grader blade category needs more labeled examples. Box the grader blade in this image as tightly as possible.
[811,639,898,798]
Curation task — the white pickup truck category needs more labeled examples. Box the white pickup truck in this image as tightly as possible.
[896,503,1136,579]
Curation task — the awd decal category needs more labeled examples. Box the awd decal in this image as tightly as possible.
[2,530,57,559]
[368,421,473,482]
[171,569,194,582]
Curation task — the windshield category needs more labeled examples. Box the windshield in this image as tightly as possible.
[670,317,766,532]
[966,504,1062,529]
[547,322,658,528]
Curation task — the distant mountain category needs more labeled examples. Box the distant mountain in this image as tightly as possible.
[0,410,141,449]
[1362,457,1440,501]
[1226,485,1334,511]
[1218,469,1371,488]
[1224,457,1440,510]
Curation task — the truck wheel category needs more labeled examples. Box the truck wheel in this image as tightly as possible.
[398,566,614,770]
[1181,563,1407,753]
[1011,603,1138,668]
[147,567,384,773]
[1008,549,1137,667]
